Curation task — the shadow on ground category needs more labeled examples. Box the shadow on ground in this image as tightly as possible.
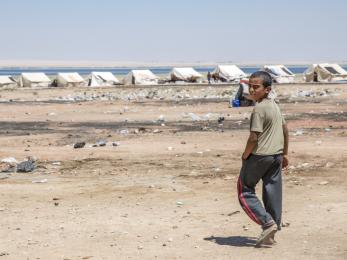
[204,236,258,248]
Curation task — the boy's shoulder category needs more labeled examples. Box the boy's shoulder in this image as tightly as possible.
[253,99,274,112]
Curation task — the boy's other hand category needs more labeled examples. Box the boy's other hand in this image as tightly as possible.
[282,155,289,168]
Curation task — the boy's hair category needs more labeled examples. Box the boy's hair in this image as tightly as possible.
[250,71,272,88]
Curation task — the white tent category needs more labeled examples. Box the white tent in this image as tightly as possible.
[212,65,246,82]
[56,73,85,87]
[88,72,120,87]
[123,70,158,85]
[19,73,51,88]
[304,63,347,82]
[0,75,17,88]
[169,67,203,82]
[263,65,295,83]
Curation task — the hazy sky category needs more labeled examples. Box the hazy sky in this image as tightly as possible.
[1,0,346,63]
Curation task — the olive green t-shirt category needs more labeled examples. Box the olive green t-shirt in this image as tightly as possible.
[250,98,285,155]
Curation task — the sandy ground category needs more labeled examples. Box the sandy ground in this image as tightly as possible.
[0,83,346,259]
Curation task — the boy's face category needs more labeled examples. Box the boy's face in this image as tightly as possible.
[249,77,270,101]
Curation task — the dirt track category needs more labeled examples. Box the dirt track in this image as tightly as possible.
[0,83,346,259]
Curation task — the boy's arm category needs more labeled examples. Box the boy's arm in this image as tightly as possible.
[242,131,259,160]
[282,123,289,168]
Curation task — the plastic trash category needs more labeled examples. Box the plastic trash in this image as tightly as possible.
[232,99,240,107]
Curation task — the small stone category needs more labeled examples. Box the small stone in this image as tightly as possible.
[319,181,329,185]
[281,222,290,227]
[74,142,86,149]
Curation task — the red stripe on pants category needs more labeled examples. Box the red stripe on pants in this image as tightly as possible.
[237,177,262,225]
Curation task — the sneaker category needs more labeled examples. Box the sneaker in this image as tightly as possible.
[255,224,277,247]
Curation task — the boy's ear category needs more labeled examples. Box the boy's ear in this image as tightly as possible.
[265,86,271,93]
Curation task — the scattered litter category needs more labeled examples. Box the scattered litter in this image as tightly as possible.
[1,157,19,164]
[17,157,36,173]
[315,140,322,145]
[182,112,201,121]
[325,162,334,168]
[112,142,120,147]
[176,201,184,206]
[74,142,86,149]
[293,130,304,136]
[319,181,329,185]
[120,129,129,135]
[228,210,240,216]
[94,140,107,147]
[52,161,61,166]
[158,115,165,122]
[167,147,173,151]
[32,179,48,184]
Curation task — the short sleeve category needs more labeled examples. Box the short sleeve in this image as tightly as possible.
[251,111,264,132]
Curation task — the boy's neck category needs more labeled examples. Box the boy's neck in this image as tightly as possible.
[256,94,269,103]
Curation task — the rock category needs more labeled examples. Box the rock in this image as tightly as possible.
[281,222,290,227]
[319,181,329,185]
[74,142,86,149]
[181,141,186,144]
[112,142,120,147]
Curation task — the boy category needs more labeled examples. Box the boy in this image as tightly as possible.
[237,71,289,247]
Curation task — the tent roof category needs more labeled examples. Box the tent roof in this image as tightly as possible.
[21,73,51,82]
[316,63,347,75]
[263,65,294,76]
[214,65,246,77]
[171,67,202,78]
[130,70,158,79]
[0,75,15,84]
[91,72,119,82]
[58,72,84,82]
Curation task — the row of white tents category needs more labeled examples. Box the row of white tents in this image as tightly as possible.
[0,63,346,88]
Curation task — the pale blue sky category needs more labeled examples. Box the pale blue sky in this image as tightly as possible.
[0,0,346,63]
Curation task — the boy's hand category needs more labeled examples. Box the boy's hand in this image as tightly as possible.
[242,152,249,160]
[282,155,289,168]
